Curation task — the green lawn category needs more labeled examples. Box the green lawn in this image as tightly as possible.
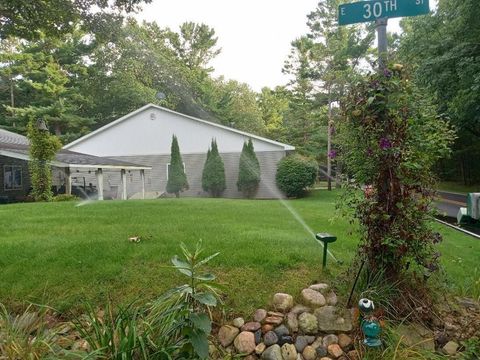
[0,191,478,316]
[438,181,480,194]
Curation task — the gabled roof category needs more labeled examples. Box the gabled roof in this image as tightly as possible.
[0,128,150,170]
[64,104,295,151]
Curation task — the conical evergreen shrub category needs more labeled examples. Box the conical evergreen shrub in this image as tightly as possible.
[237,138,260,198]
[202,139,226,197]
[166,135,188,197]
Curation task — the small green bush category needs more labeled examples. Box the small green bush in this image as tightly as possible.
[276,155,318,198]
[202,139,226,197]
[52,194,79,202]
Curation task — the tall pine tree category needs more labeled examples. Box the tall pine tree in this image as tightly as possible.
[202,139,226,197]
[166,135,188,198]
[237,139,260,198]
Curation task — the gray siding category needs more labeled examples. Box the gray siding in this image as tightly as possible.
[75,151,286,199]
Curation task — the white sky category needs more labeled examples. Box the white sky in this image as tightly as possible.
[136,0,435,92]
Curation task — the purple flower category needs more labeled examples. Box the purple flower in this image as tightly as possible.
[379,137,392,150]
[328,150,337,159]
[366,148,373,156]
[383,68,392,78]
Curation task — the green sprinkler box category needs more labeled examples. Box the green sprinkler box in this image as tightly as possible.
[315,233,337,269]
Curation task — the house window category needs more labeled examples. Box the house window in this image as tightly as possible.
[166,163,186,180]
[4,165,22,190]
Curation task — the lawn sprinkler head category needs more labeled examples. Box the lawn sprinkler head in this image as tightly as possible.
[358,298,382,348]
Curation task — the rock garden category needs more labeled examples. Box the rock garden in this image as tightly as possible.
[215,283,358,360]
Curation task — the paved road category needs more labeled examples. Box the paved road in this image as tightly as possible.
[435,191,467,218]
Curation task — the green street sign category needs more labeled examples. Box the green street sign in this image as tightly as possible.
[338,0,430,26]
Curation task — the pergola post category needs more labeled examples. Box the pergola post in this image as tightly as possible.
[65,167,72,195]
[96,168,104,200]
[140,169,145,199]
[121,169,127,200]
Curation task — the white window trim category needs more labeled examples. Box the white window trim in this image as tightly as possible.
[3,165,23,191]
[166,162,186,180]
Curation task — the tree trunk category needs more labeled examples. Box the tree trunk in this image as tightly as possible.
[327,86,332,191]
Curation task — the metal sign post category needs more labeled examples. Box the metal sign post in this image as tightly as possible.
[338,0,430,67]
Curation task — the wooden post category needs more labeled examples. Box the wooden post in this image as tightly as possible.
[140,169,145,200]
[96,168,104,200]
[121,169,127,200]
[65,167,71,195]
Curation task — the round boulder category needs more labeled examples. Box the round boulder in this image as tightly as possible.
[273,293,294,312]
[234,331,256,354]
[301,289,326,307]
[218,325,239,347]
[298,312,318,334]
[281,343,297,360]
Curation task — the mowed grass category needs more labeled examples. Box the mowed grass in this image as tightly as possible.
[0,191,478,316]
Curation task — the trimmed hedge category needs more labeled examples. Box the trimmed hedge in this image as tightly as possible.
[276,155,318,198]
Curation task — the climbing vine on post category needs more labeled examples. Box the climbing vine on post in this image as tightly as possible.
[27,119,62,201]
[338,64,456,279]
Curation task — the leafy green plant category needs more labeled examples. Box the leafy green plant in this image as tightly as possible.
[275,154,318,197]
[166,135,189,198]
[461,337,480,360]
[148,241,222,359]
[27,119,62,202]
[72,302,149,360]
[53,194,79,202]
[338,64,456,279]
[202,139,226,197]
[0,303,60,359]
[237,139,260,198]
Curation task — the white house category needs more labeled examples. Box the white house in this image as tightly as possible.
[64,104,294,199]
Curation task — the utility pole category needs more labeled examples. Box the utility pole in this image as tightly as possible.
[327,87,332,191]
[376,18,388,69]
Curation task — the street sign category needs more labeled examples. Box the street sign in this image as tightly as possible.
[339,0,429,26]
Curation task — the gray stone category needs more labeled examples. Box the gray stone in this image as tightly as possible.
[322,334,338,348]
[296,354,304,360]
[442,341,459,356]
[264,331,279,346]
[396,324,435,351]
[218,325,239,347]
[301,288,326,307]
[298,312,318,334]
[255,329,262,344]
[316,346,328,357]
[309,283,329,294]
[314,306,353,333]
[234,331,256,354]
[325,292,338,306]
[278,335,294,346]
[261,344,282,360]
[281,343,297,360]
[274,324,290,337]
[290,305,311,315]
[295,336,309,352]
[233,317,245,328]
[273,293,294,312]
[286,312,298,333]
[254,309,268,323]
[302,346,316,360]
[305,335,315,344]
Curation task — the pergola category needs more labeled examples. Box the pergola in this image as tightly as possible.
[0,143,151,200]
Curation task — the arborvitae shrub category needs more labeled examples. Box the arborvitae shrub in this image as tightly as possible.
[166,135,188,197]
[202,139,226,197]
[237,139,260,198]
